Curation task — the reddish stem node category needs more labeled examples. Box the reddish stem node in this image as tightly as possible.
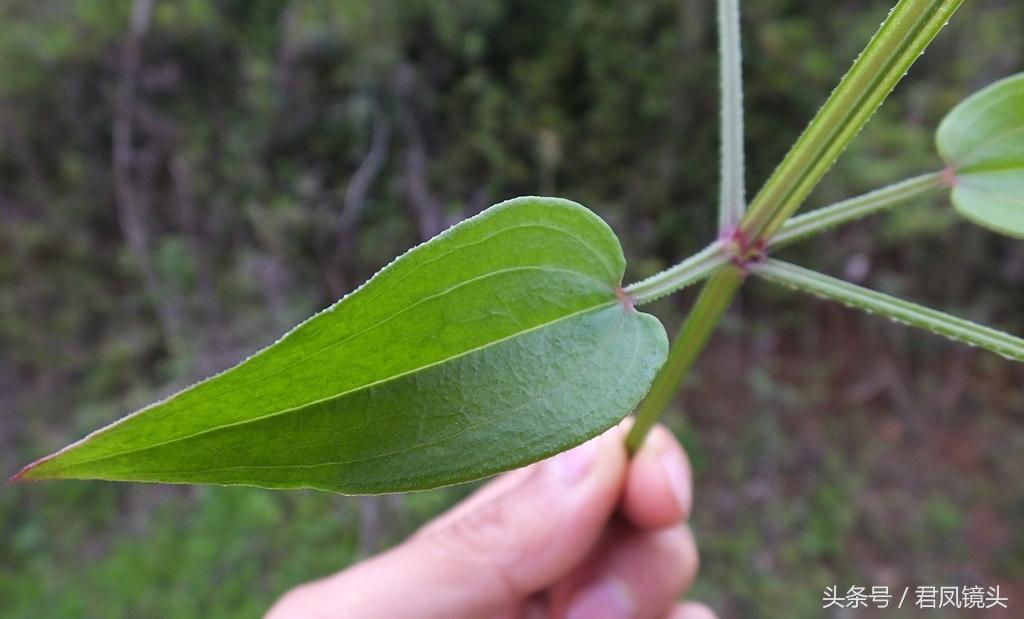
[940,165,958,188]
[615,285,636,311]
[720,226,766,272]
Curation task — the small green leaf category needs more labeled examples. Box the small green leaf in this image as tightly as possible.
[15,197,668,494]
[937,72,1024,238]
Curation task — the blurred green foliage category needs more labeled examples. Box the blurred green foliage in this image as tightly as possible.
[1,1,1022,617]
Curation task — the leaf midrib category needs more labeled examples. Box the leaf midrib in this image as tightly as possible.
[149,220,620,409]
[115,307,645,485]
[955,125,1024,169]
[40,297,626,476]
[178,264,612,406]
[347,220,620,310]
[39,263,611,469]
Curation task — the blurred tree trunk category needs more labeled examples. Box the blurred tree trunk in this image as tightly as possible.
[112,0,186,358]
[395,63,444,241]
[322,106,392,299]
[171,154,229,373]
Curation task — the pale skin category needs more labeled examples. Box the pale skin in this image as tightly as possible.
[266,421,716,619]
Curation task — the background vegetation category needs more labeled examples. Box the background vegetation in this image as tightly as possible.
[1,1,1022,616]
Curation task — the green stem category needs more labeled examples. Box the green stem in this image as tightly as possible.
[625,267,746,453]
[770,171,945,249]
[626,243,729,305]
[624,0,965,452]
[751,259,1024,362]
[739,0,963,243]
[717,0,746,231]
[623,171,945,305]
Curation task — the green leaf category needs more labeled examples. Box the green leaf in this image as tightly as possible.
[937,72,1024,238]
[14,197,668,494]
[752,258,1024,363]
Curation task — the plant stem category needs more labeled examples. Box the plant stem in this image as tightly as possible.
[751,259,1024,362]
[739,0,964,243]
[770,171,945,249]
[717,0,746,231]
[624,0,965,451]
[625,267,746,453]
[626,243,729,305]
[624,171,945,304]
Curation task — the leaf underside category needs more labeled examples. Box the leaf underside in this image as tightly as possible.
[16,197,668,494]
[937,72,1024,238]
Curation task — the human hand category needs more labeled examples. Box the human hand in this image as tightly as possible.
[266,421,715,619]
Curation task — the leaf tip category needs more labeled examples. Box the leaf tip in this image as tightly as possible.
[9,453,58,484]
[9,464,34,484]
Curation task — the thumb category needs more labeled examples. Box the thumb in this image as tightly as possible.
[267,428,628,619]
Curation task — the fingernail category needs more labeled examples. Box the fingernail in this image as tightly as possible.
[567,580,633,619]
[547,437,600,484]
[661,448,692,518]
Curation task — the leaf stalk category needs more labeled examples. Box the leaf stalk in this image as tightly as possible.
[627,170,944,305]
[770,171,945,249]
[626,244,729,305]
[751,259,1024,362]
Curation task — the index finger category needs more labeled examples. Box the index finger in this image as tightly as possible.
[621,423,693,529]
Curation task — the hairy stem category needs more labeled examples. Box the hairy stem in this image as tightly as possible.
[624,172,944,304]
[625,267,746,453]
[626,243,729,305]
[739,0,963,243]
[751,259,1024,362]
[770,171,945,249]
[717,0,746,231]
[625,0,964,450]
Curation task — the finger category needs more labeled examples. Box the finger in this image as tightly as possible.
[493,595,547,619]
[550,523,700,619]
[416,464,535,536]
[666,601,719,619]
[622,424,692,529]
[266,426,629,619]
